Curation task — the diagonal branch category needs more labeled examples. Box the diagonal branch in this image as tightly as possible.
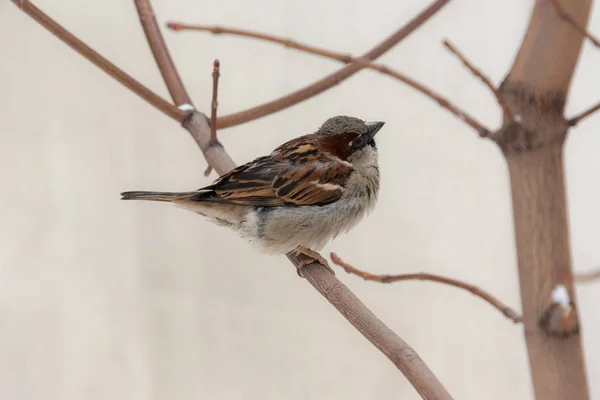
[10,0,185,122]
[213,0,452,129]
[294,257,453,399]
[14,1,454,397]
[167,23,490,137]
[135,2,452,396]
[182,109,453,400]
[331,253,522,323]
[443,39,515,123]
[550,0,600,48]
[133,0,233,173]
[568,101,600,127]
[134,0,193,106]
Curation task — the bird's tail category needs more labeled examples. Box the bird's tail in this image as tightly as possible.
[120,191,198,202]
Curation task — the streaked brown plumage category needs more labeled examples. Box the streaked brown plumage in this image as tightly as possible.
[121,115,384,267]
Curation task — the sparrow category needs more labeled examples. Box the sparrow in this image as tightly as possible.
[121,115,384,271]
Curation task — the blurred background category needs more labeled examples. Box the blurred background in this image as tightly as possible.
[1,0,599,399]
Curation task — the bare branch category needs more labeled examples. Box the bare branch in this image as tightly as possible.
[550,0,600,48]
[168,23,491,137]
[181,111,452,399]
[568,101,600,127]
[204,59,221,177]
[167,23,355,63]
[134,0,193,106]
[182,112,236,175]
[564,15,598,130]
[15,1,454,396]
[331,253,522,323]
[293,257,454,400]
[11,0,185,122]
[212,0,452,129]
[575,267,600,283]
[443,39,514,122]
[210,59,221,144]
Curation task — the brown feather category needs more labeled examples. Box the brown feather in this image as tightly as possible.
[188,136,354,207]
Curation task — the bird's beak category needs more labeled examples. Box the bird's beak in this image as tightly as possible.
[365,121,385,140]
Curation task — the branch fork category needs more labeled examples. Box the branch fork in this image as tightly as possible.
[18,0,598,397]
[331,253,522,323]
[10,0,456,397]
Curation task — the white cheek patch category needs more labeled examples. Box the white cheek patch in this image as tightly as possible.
[348,146,378,168]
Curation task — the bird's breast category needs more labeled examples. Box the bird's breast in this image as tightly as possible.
[240,168,379,254]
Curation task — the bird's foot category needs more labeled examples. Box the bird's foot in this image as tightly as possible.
[289,247,335,277]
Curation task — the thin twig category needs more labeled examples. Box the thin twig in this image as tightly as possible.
[168,23,491,137]
[204,59,221,176]
[568,101,600,126]
[575,267,600,283]
[331,253,522,323]
[550,0,600,48]
[212,0,452,129]
[134,0,193,107]
[210,59,220,143]
[443,39,515,122]
[167,23,355,63]
[10,0,185,122]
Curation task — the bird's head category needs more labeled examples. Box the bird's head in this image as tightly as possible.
[315,115,385,167]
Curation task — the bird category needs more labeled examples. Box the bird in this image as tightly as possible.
[121,115,384,273]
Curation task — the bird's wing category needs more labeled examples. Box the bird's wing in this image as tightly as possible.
[191,142,353,207]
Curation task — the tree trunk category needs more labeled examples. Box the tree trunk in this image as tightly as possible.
[506,144,588,399]
[497,0,592,398]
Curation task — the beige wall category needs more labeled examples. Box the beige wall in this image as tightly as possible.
[1,1,599,399]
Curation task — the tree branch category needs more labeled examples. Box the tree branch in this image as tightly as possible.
[575,267,600,283]
[213,0,452,129]
[505,0,591,97]
[14,0,455,397]
[139,0,453,394]
[330,253,522,323]
[442,39,515,123]
[10,0,185,122]
[568,101,600,126]
[167,22,356,63]
[210,59,221,144]
[181,110,453,399]
[550,0,600,48]
[134,0,193,106]
[167,22,490,137]
[204,59,221,176]
[296,258,453,400]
